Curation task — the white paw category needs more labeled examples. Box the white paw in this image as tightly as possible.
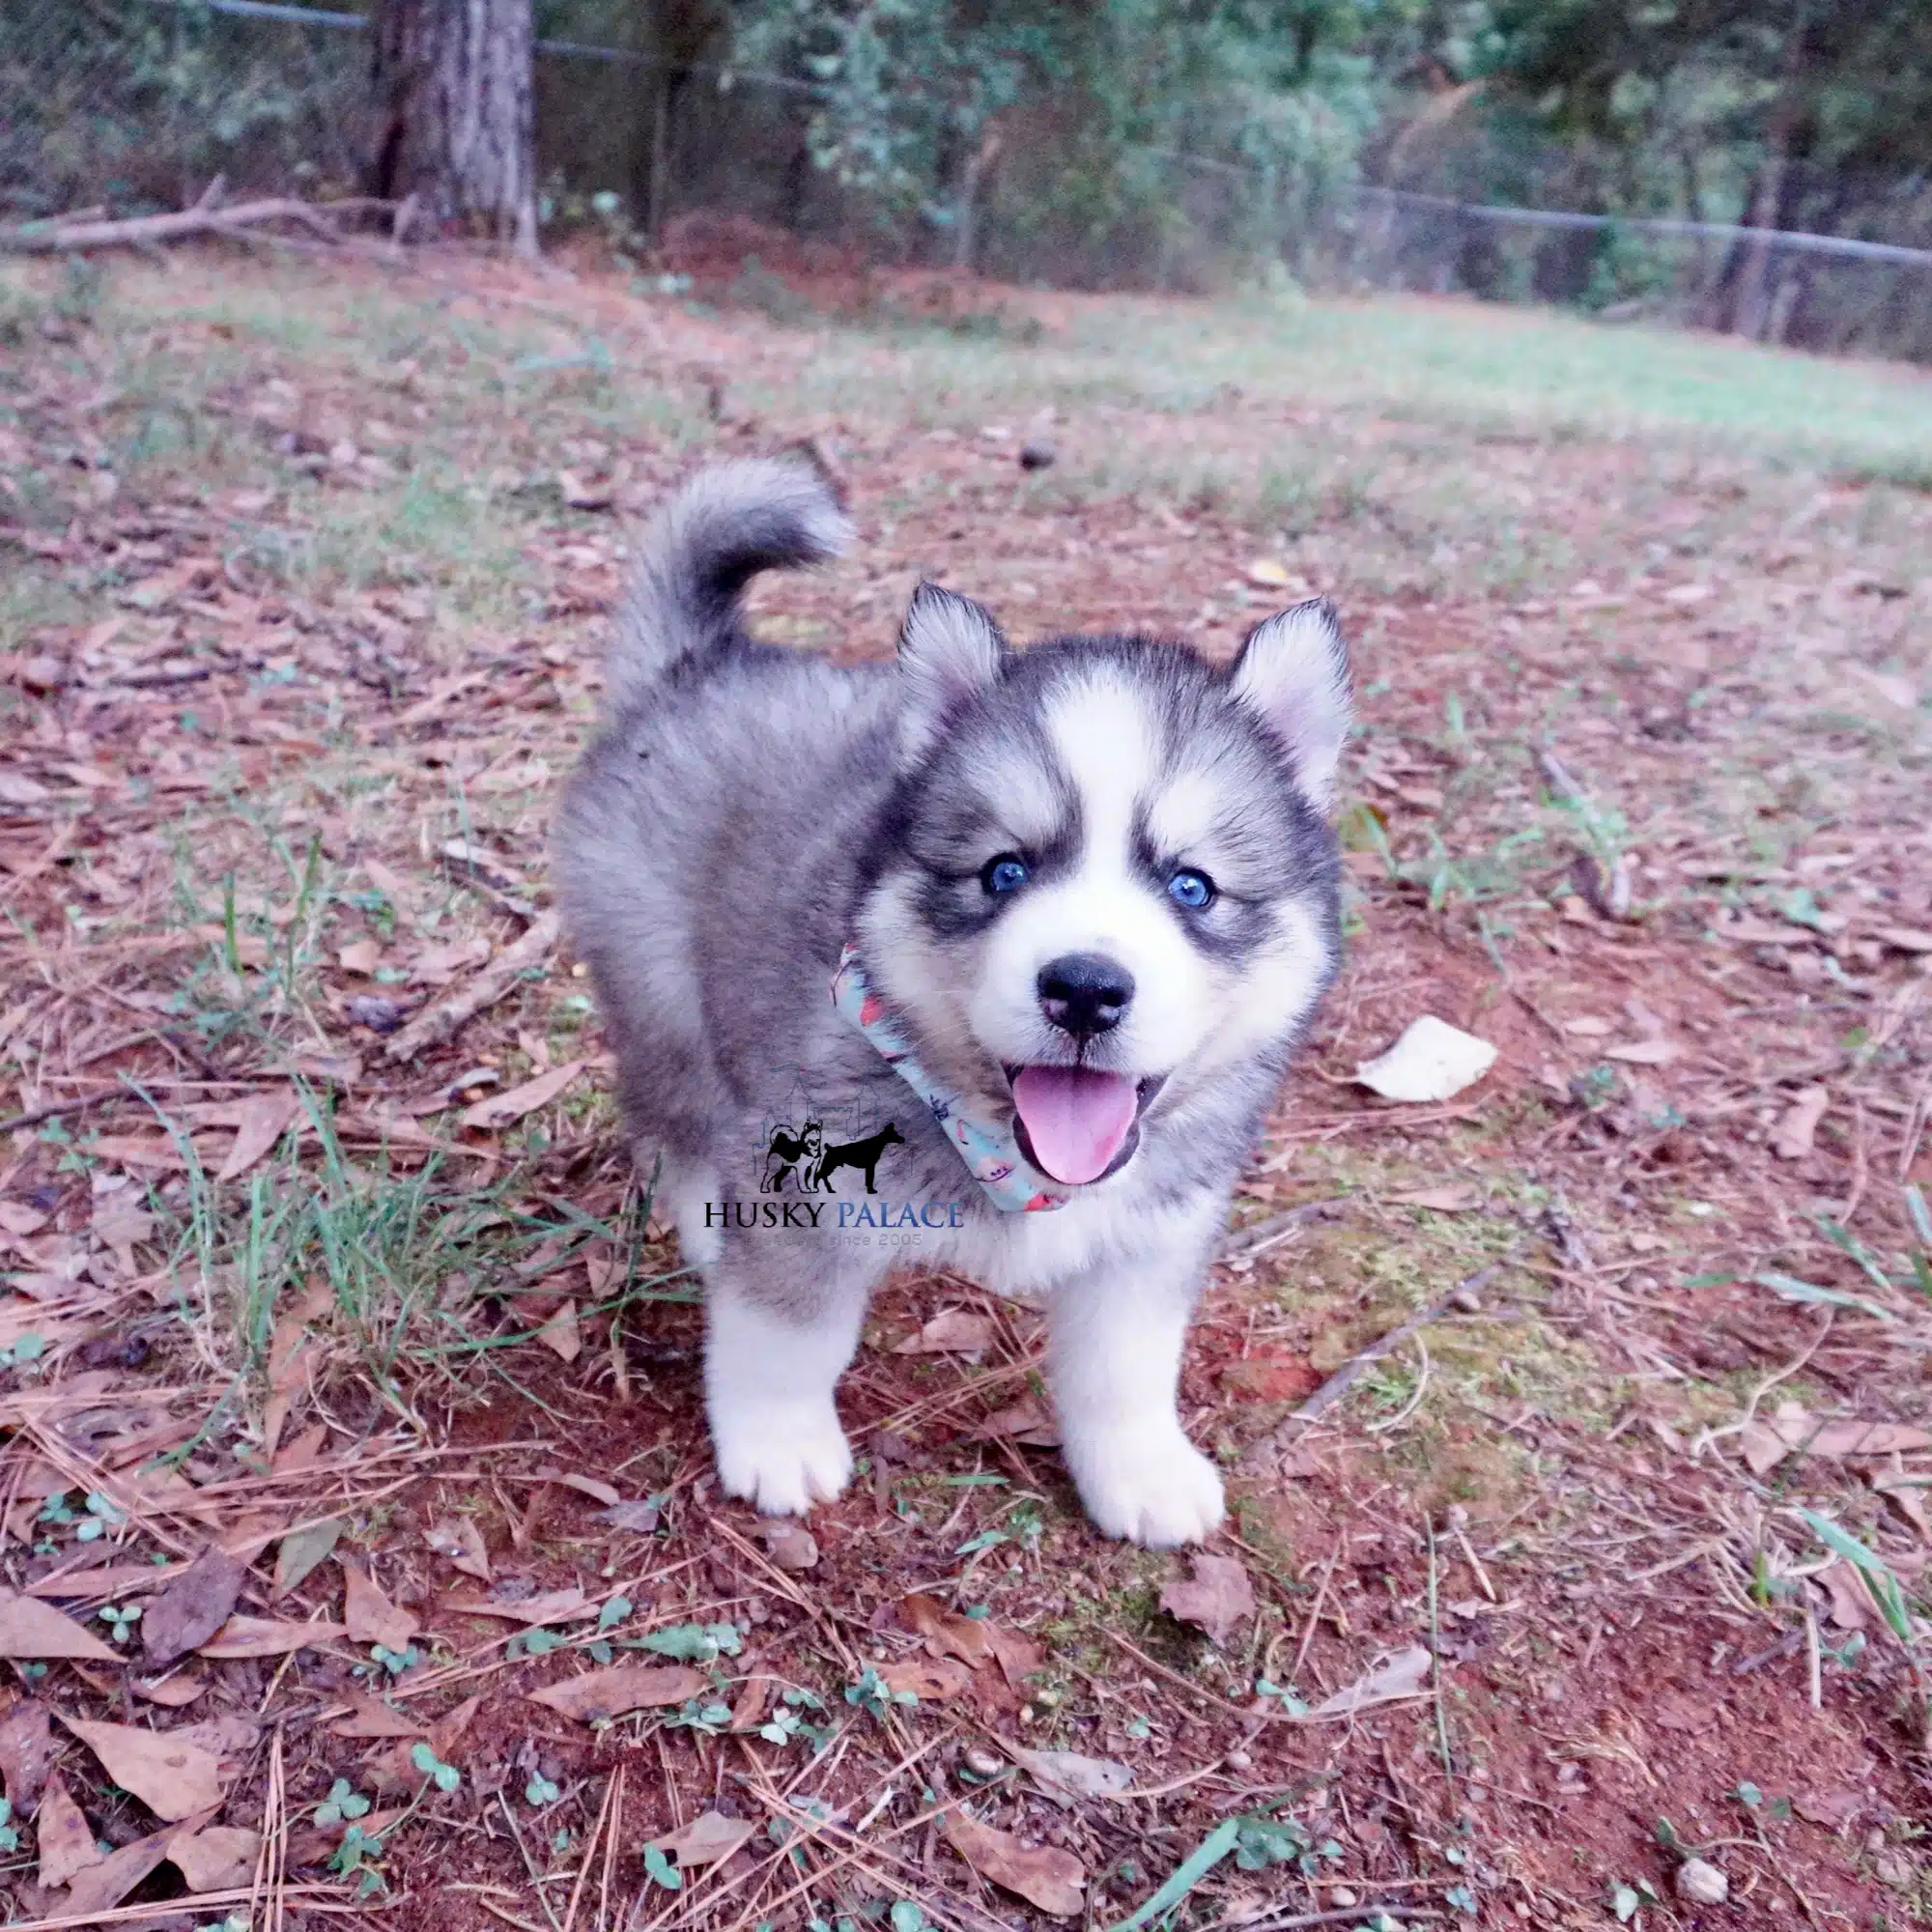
[711,1400,852,1517]
[1063,1424,1225,1548]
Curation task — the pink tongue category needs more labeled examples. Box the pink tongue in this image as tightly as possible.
[1010,1066,1139,1185]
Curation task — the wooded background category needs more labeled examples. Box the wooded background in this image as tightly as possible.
[4,0,1930,360]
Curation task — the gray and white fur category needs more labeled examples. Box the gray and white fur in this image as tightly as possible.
[554,456,1350,1547]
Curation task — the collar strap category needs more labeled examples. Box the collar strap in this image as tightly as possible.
[831,944,1068,1213]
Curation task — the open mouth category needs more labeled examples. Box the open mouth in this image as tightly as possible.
[1004,1065,1167,1186]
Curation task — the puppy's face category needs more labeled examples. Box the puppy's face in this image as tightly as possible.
[857,590,1349,1188]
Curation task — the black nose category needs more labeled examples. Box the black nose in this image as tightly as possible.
[1037,952,1134,1037]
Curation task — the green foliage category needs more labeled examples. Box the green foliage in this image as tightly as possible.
[724,0,1400,280]
[0,0,365,220]
[409,1742,462,1793]
[843,1664,917,1721]
[640,1620,742,1662]
[316,1778,372,1826]
[664,1696,734,1736]
[1231,1809,1342,1874]
[98,1602,142,1642]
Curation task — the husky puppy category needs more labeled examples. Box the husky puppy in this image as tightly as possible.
[554,457,1349,1547]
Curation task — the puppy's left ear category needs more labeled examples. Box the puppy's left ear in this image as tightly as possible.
[1229,597,1351,812]
[896,581,1005,761]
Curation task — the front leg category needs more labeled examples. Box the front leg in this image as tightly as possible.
[703,1259,870,1518]
[1046,1236,1225,1548]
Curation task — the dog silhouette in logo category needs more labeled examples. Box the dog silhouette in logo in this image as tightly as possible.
[812,1122,904,1195]
[762,1120,824,1193]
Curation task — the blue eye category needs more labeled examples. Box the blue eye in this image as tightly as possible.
[1168,868,1215,910]
[983,855,1030,895]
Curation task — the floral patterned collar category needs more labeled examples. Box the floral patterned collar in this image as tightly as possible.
[831,944,1068,1213]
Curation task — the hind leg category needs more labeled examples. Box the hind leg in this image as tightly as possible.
[702,1246,879,1516]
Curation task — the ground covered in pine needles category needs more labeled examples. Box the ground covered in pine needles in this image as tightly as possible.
[1,242,1930,1932]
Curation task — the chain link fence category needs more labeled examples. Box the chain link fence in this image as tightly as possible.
[6,0,1930,359]
[1,0,368,219]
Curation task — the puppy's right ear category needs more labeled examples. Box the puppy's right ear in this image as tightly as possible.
[896,581,1004,761]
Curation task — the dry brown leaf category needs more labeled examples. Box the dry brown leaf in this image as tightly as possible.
[649,1810,758,1867]
[271,1517,342,1597]
[1874,1473,1932,1541]
[171,1712,260,1767]
[59,1828,174,1918]
[878,1657,973,1701]
[166,1822,262,1890]
[60,1715,225,1820]
[893,1308,996,1354]
[214,1090,300,1181]
[36,1774,105,1889]
[759,1519,819,1572]
[430,1692,484,1760]
[557,469,614,512]
[0,1589,122,1662]
[1814,1560,1871,1633]
[1773,1085,1830,1159]
[341,1559,420,1652]
[1010,1746,1134,1804]
[1158,1553,1257,1647]
[79,1134,190,1170]
[526,1662,707,1722]
[531,1466,621,1506]
[197,1613,348,1658]
[440,1587,595,1625]
[1741,1401,1932,1474]
[131,1669,208,1708]
[534,1297,582,1361]
[89,1193,155,1275]
[142,1548,245,1668]
[967,1396,1061,1446]
[460,1058,586,1130]
[900,1592,1039,1690]
[1307,1644,1433,1718]
[902,1592,996,1668]
[1649,1690,1719,1733]
[327,1690,427,1739]
[337,938,383,975]
[940,1808,1085,1918]
[1794,1786,1861,1831]
[22,1563,172,1602]
[1603,1038,1681,1065]
[272,1421,330,1475]
[411,933,493,984]
[728,1672,775,1735]
[0,1701,56,1815]
[426,1516,491,1580]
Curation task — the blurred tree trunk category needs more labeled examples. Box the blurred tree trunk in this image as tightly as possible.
[369,0,538,257]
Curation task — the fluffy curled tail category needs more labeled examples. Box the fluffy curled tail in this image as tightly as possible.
[604,454,852,707]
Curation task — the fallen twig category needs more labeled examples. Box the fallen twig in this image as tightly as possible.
[1242,1258,1507,1465]
[0,1088,129,1134]
[1215,1195,1347,1264]
[383,911,561,1062]
[0,194,395,255]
